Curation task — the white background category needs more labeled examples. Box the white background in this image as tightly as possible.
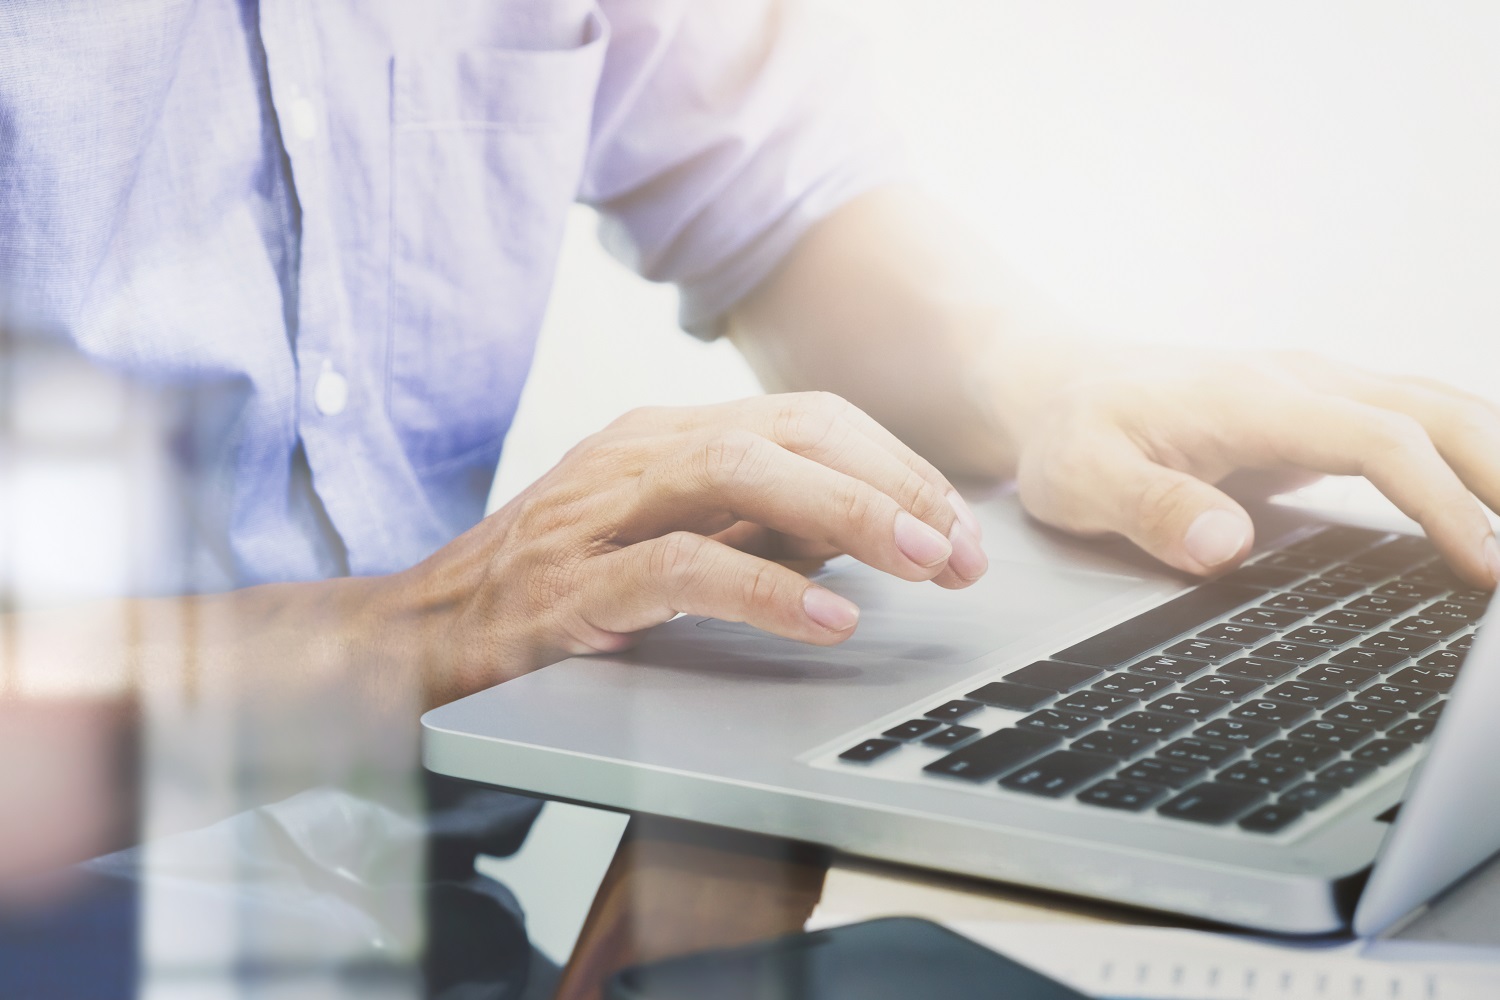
[493,0,1500,507]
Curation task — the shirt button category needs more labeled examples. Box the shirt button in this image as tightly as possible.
[314,367,349,416]
[287,97,318,142]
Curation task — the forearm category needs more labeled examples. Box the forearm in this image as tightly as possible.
[5,576,400,707]
[725,185,1093,482]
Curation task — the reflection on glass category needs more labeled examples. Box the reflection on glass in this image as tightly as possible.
[0,332,552,998]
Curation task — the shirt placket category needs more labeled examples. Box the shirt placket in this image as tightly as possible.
[256,0,403,574]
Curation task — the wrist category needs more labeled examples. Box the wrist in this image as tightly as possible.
[334,570,437,706]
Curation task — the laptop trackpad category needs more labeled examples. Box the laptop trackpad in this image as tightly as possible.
[692,550,1170,670]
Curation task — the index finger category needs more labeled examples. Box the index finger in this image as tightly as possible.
[1295,364,1500,522]
[1212,385,1498,587]
[741,392,985,540]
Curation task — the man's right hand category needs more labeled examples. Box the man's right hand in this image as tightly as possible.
[384,392,987,706]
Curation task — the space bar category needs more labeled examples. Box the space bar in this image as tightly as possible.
[1051,582,1263,668]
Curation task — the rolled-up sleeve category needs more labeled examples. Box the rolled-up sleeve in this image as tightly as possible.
[580,0,905,338]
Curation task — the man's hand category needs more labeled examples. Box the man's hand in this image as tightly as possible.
[389,393,987,705]
[724,186,1500,592]
[1012,345,1500,586]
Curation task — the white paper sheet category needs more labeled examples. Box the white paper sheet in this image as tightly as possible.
[944,921,1493,1000]
[808,860,1500,999]
[808,912,1500,999]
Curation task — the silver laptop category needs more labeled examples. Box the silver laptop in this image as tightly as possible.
[422,490,1497,936]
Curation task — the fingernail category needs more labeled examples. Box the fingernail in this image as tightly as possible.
[1184,509,1250,569]
[947,490,983,541]
[803,587,860,632]
[946,518,989,581]
[1485,536,1500,588]
[894,510,953,568]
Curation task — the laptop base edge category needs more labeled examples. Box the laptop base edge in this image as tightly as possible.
[423,725,1362,936]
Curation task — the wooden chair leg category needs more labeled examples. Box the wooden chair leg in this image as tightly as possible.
[554,815,829,1000]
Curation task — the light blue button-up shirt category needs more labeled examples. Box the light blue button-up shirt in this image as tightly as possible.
[0,0,897,591]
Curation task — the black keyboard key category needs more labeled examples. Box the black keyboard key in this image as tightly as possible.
[1279,781,1342,810]
[1321,564,1391,585]
[1229,699,1313,727]
[1298,663,1377,690]
[1000,750,1116,797]
[1017,709,1098,736]
[966,681,1054,711]
[1264,680,1346,708]
[884,719,944,741]
[1386,718,1435,742]
[1239,803,1305,833]
[1315,610,1390,631]
[1284,525,1387,558]
[1220,565,1305,589]
[1004,660,1103,692]
[840,738,900,763]
[1292,578,1363,599]
[1218,657,1298,682]
[1052,583,1262,667]
[1353,536,1436,571]
[1351,738,1414,766]
[1182,674,1263,700]
[1417,648,1468,671]
[1419,701,1446,720]
[1077,779,1170,811]
[1256,551,1333,572]
[1055,689,1138,718]
[1253,641,1326,664]
[1254,739,1338,770]
[1216,759,1305,792]
[924,728,1059,781]
[1092,673,1174,698]
[1317,760,1377,788]
[1147,693,1229,719]
[1327,648,1407,671]
[1229,607,1307,629]
[1158,782,1266,825]
[1361,631,1438,655]
[1346,594,1417,616]
[1262,592,1335,613]
[1110,711,1193,740]
[1197,623,1275,645]
[1283,625,1361,648]
[1288,720,1373,750]
[926,699,982,722]
[1392,616,1463,639]
[1447,588,1493,606]
[1388,665,1459,693]
[1359,684,1437,712]
[1158,737,1240,767]
[1406,562,1463,588]
[1321,701,1403,730]
[1195,717,1278,747]
[1448,633,1475,652]
[923,724,980,748]
[1071,730,1155,758]
[1422,600,1483,623]
[1118,757,1205,788]
[1129,655,1211,680]
[1373,580,1445,602]
[1162,638,1240,662]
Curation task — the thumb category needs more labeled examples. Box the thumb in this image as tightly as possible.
[1126,462,1254,575]
[1023,440,1255,576]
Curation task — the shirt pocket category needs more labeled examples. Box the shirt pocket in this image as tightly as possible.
[388,7,608,479]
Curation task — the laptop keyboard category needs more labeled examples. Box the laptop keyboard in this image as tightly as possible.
[835,526,1487,835]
